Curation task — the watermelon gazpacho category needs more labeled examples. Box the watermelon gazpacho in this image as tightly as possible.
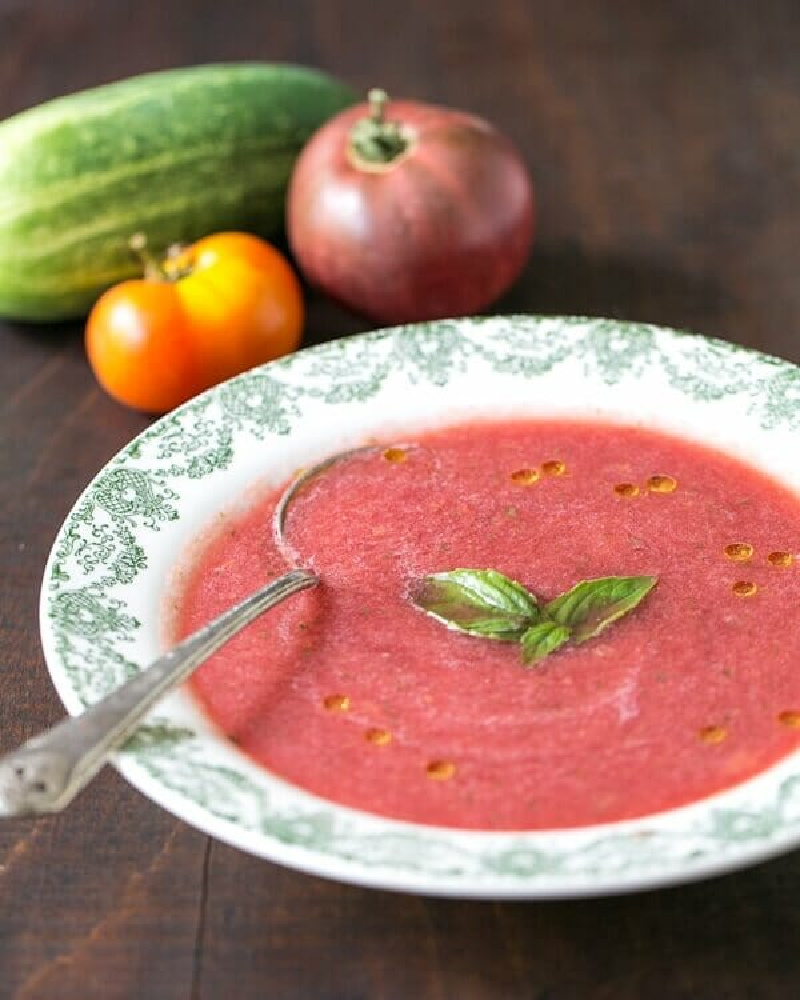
[169,420,800,831]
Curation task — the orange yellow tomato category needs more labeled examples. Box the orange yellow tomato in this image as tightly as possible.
[85,232,303,413]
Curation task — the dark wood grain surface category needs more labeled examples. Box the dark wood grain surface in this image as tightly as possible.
[1,1,799,997]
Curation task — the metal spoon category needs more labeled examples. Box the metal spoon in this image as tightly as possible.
[0,445,381,817]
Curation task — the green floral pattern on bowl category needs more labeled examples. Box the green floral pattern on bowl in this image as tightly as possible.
[40,315,800,897]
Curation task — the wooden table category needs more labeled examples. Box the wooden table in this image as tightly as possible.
[1,1,799,997]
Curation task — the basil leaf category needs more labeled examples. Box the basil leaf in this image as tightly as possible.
[545,575,657,643]
[410,569,540,640]
[520,621,572,665]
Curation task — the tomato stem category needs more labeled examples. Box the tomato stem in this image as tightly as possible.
[349,88,409,166]
[369,87,389,125]
[130,234,192,282]
[129,233,168,281]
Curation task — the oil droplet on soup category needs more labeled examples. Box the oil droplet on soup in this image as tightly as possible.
[725,542,753,561]
[323,694,350,712]
[768,551,793,567]
[732,580,758,597]
[426,760,456,780]
[365,727,392,745]
[647,474,678,493]
[699,725,728,745]
[541,459,567,476]
[383,447,407,463]
[778,711,800,729]
[510,468,539,485]
[614,482,639,497]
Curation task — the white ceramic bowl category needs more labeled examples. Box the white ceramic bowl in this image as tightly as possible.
[40,315,800,897]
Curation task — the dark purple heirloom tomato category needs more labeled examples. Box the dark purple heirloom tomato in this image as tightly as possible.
[287,90,535,324]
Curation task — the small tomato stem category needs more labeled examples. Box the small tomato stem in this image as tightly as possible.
[129,234,192,282]
[349,88,409,166]
[368,87,389,125]
[129,233,167,281]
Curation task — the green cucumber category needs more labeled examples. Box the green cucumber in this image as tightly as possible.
[0,64,355,320]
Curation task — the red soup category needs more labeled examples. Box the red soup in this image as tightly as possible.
[171,420,800,830]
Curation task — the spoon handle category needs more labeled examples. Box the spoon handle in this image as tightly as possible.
[0,568,318,817]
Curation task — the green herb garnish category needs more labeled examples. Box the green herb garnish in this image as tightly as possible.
[411,569,541,641]
[410,570,657,667]
[520,620,573,664]
[545,576,658,644]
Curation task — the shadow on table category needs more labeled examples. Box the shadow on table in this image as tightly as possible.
[445,851,800,997]
[301,242,728,349]
[0,315,85,354]
[498,243,727,336]
[199,845,798,998]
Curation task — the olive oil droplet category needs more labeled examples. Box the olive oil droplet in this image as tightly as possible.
[365,727,392,745]
[725,542,753,561]
[647,474,677,493]
[699,725,727,745]
[426,760,456,780]
[323,694,350,712]
[510,468,539,486]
